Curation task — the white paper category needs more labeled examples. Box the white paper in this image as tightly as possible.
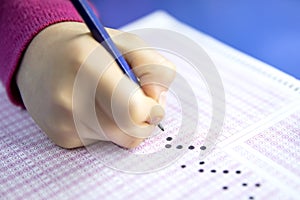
[0,11,299,200]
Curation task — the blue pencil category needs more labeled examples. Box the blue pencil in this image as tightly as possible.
[71,0,164,131]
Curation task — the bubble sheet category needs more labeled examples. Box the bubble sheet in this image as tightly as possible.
[245,110,300,176]
[1,11,300,200]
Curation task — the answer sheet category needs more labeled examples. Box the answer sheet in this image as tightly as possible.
[0,11,299,199]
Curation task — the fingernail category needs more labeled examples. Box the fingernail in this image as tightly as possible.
[148,105,165,125]
[150,116,163,125]
[158,91,167,107]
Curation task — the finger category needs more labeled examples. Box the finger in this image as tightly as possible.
[105,29,176,106]
[85,46,164,138]
[132,61,176,108]
[95,104,147,149]
[77,103,147,149]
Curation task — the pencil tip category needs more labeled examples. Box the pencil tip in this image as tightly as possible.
[158,123,165,131]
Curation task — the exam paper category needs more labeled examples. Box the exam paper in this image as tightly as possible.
[0,11,299,200]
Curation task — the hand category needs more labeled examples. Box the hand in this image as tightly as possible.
[17,22,176,149]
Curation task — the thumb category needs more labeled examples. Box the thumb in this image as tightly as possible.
[129,87,165,126]
[107,78,165,138]
[132,60,176,108]
[93,52,165,138]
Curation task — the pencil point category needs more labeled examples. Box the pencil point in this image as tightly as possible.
[158,123,165,131]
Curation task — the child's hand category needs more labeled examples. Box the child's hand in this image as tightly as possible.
[17,22,176,149]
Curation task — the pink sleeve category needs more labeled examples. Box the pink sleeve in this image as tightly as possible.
[0,0,83,106]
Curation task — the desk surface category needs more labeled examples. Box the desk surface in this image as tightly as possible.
[91,0,300,79]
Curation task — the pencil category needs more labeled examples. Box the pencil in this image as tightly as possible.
[71,0,165,131]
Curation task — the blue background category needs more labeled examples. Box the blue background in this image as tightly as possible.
[91,0,300,79]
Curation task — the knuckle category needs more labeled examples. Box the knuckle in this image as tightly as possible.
[122,32,142,43]
[113,32,146,53]
[156,59,177,85]
[160,59,177,75]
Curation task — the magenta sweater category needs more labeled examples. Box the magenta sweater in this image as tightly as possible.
[0,0,83,106]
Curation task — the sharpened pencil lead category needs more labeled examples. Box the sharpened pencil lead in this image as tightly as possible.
[158,123,164,131]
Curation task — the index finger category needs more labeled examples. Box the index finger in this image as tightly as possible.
[106,28,176,106]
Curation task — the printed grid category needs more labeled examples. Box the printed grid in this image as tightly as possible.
[126,44,298,153]
[1,14,300,199]
[0,60,298,199]
[245,109,300,177]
